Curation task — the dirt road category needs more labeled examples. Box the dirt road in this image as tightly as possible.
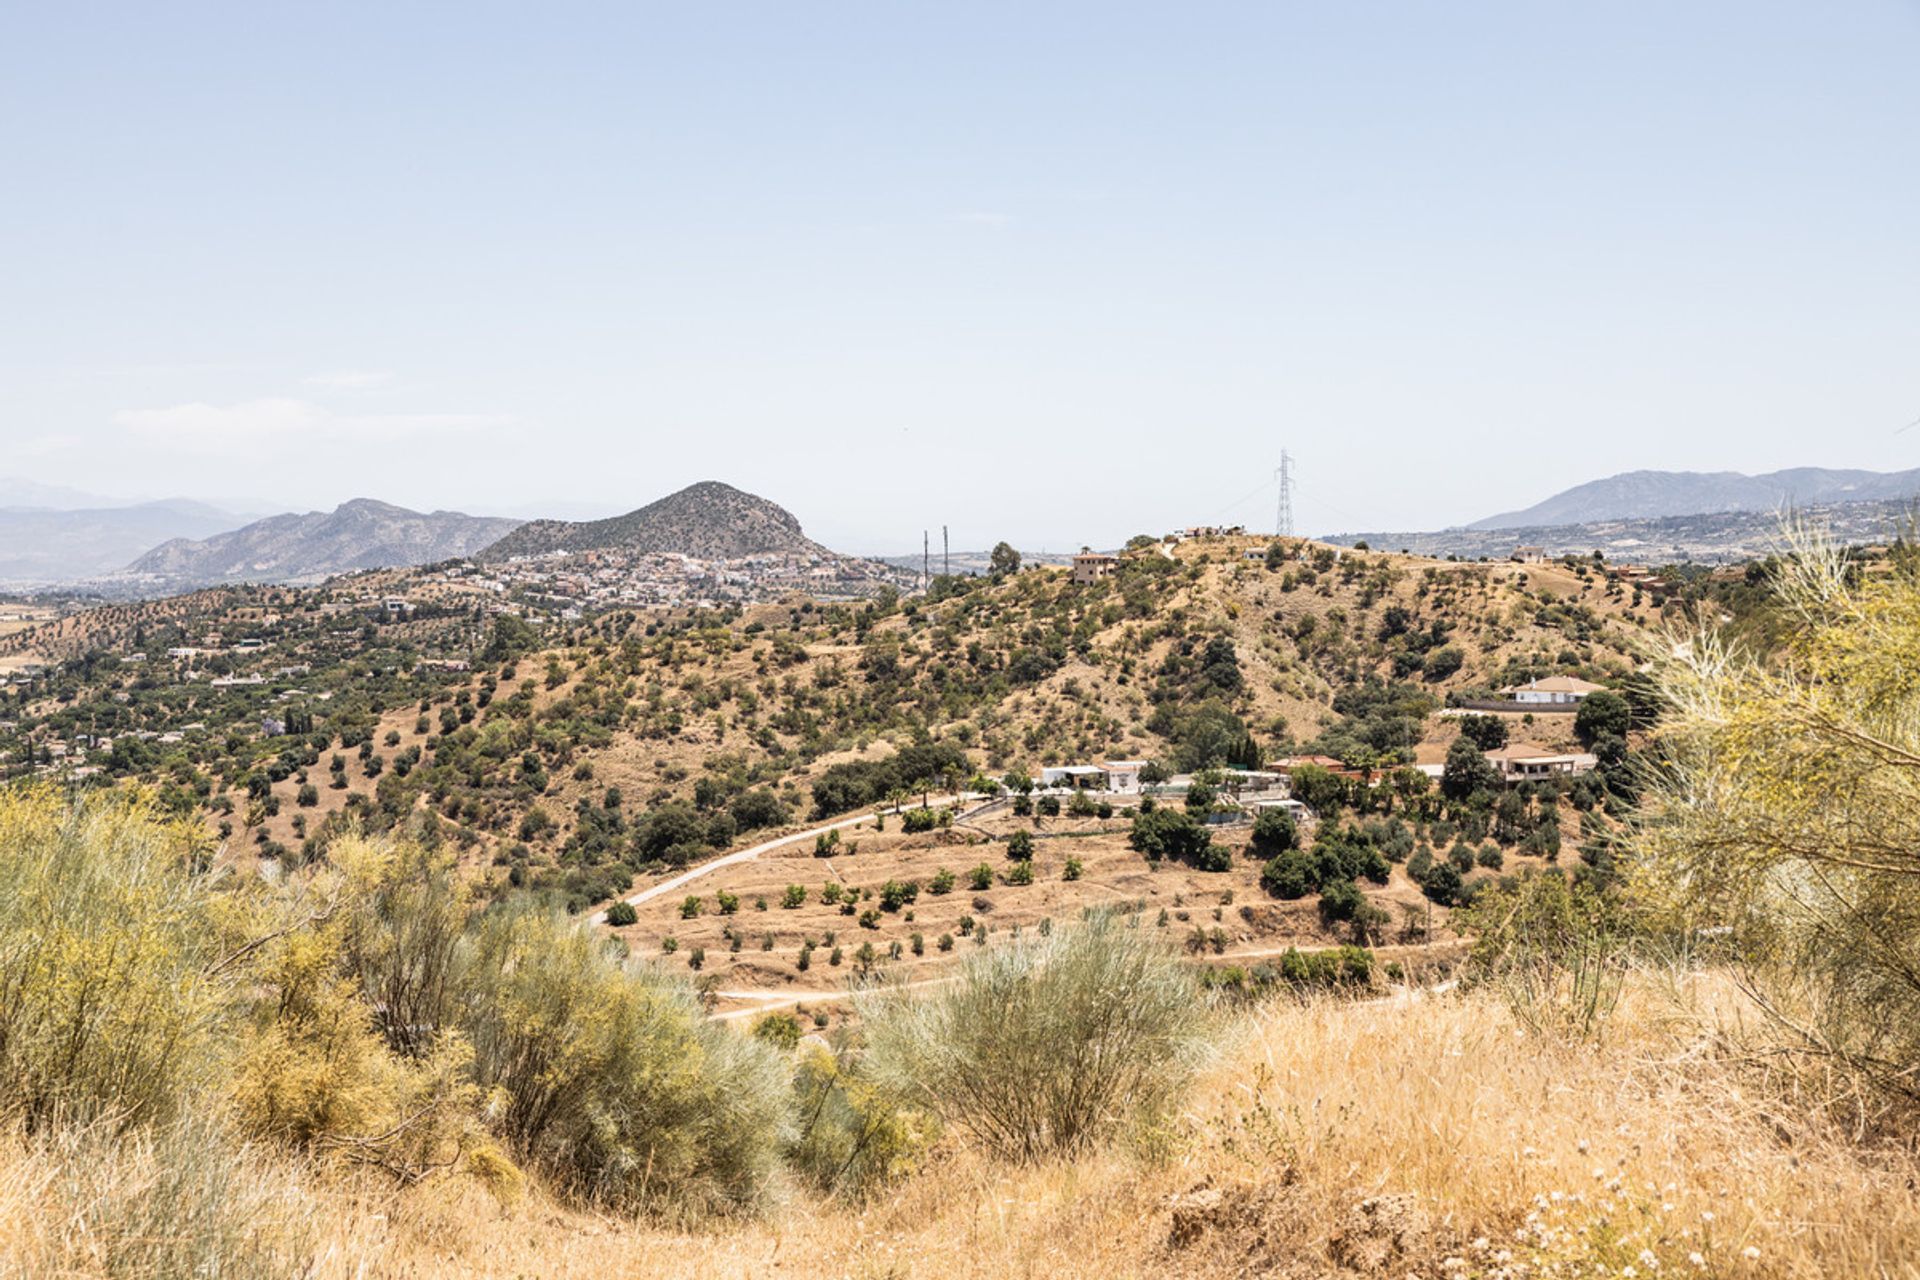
[590,794,981,924]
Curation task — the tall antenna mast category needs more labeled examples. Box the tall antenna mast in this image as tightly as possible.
[942,525,950,579]
[1275,450,1296,538]
[922,530,929,589]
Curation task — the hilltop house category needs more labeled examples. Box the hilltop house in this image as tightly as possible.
[1166,525,1247,542]
[1501,675,1607,705]
[1071,550,1117,585]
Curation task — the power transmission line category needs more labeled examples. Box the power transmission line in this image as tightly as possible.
[1275,451,1295,538]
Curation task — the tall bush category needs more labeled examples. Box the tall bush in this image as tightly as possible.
[0,790,229,1129]
[460,908,789,1216]
[1638,536,1920,1109]
[857,911,1211,1161]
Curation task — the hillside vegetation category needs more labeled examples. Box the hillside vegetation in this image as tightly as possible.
[2,537,1657,989]
[3,538,1920,1276]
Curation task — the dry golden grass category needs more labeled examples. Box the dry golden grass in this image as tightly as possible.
[13,971,1910,1279]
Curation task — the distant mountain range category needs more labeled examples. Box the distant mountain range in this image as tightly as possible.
[1328,498,1917,566]
[0,477,119,510]
[1326,465,1920,565]
[128,500,523,585]
[1469,466,1920,530]
[480,481,828,561]
[0,499,247,585]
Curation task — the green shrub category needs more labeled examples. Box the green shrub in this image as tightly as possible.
[1421,861,1465,906]
[1260,849,1315,899]
[900,807,942,834]
[605,900,638,927]
[1318,878,1363,922]
[462,909,788,1216]
[968,863,994,891]
[1249,807,1298,857]
[1128,807,1211,864]
[1005,829,1035,860]
[1276,944,1375,988]
[786,1040,936,1198]
[0,791,229,1129]
[858,911,1211,1162]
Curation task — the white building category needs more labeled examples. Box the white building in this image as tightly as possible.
[1487,742,1599,783]
[1251,797,1315,823]
[1041,764,1107,789]
[1501,675,1607,705]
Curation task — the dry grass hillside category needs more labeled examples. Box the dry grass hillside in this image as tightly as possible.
[9,972,1913,1279]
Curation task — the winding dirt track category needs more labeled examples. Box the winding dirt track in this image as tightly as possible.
[590,793,980,925]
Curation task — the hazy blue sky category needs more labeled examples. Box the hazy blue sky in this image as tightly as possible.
[3,2,1917,551]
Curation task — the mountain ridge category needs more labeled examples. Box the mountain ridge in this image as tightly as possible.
[127,499,523,585]
[1469,465,1920,530]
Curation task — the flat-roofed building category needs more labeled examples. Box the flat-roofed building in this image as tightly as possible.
[1071,551,1117,585]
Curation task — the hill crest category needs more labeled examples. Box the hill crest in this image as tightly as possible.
[480,481,828,561]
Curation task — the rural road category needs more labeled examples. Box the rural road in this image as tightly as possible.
[589,793,981,924]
